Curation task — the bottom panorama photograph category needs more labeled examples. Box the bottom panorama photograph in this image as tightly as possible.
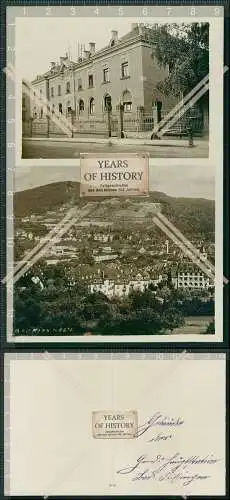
[12,163,216,337]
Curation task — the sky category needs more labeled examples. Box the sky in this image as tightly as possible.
[14,164,215,200]
[16,17,175,81]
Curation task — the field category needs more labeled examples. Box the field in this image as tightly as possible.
[171,316,213,334]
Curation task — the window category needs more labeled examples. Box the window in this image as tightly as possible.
[104,94,112,111]
[103,68,109,83]
[122,90,132,112]
[78,78,83,91]
[40,107,43,118]
[58,103,63,114]
[67,101,72,114]
[121,61,129,78]
[50,87,54,97]
[88,74,94,88]
[66,81,70,94]
[40,89,42,98]
[89,97,95,114]
[52,104,55,114]
[124,102,132,112]
[58,85,61,96]
[79,99,84,113]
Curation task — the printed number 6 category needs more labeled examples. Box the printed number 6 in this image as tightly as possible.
[118,7,124,16]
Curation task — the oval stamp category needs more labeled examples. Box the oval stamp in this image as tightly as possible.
[92,410,138,439]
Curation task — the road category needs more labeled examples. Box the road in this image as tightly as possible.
[22,138,209,159]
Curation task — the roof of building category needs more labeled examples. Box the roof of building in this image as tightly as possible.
[31,24,155,84]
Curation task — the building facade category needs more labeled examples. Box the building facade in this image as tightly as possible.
[28,24,177,122]
[172,271,213,290]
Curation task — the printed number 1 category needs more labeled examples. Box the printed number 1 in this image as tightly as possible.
[94,7,99,15]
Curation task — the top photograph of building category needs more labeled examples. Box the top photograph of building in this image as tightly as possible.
[21,19,209,159]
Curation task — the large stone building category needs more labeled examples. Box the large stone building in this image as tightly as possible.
[29,23,177,122]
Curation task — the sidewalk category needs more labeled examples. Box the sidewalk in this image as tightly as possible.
[23,135,208,149]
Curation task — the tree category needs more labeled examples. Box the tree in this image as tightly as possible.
[149,23,209,101]
[161,308,185,333]
[206,320,215,334]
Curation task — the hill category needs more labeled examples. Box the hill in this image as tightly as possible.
[14,181,215,237]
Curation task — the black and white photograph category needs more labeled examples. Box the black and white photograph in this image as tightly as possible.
[18,17,210,159]
[11,162,218,340]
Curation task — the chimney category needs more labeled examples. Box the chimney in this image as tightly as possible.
[131,23,138,31]
[60,56,65,65]
[111,30,118,42]
[84,50,90,59]
[89,42,96,56]
[50,61,56,69]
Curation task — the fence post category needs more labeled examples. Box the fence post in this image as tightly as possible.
[187,114,194,147]
[137,106,144,133]
[30,117,33,138]
[46,113,50,138]
[107,104,112,138]
[151,100,163,139]
[119,103,124,138]
[71,110,74,138]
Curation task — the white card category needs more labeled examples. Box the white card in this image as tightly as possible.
[5,353,226,496]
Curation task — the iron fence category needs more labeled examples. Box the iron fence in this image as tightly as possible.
[22,106,206,139]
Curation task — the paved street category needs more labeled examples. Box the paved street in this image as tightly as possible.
[22,138,209,159]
